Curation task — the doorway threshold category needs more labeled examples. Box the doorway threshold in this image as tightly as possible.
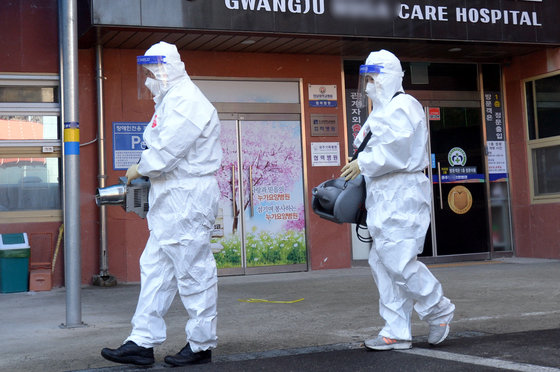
[352,251,514,267]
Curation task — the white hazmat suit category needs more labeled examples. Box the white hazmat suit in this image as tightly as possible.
[354,50,455,342]
[125,42,222,353]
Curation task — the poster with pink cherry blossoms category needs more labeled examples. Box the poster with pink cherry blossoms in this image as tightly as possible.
[212,120,307,268]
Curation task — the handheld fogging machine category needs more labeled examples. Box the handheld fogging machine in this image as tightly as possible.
[95,177,150,218]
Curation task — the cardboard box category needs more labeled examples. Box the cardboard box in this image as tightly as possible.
[29,268,52,292]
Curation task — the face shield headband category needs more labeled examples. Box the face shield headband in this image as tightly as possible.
[137,55,167,100]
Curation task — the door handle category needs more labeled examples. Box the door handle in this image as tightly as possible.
[249,165,254,217]
[232,165,237,217]
[437,161,443,210]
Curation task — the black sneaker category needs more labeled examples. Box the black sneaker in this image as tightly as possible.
[101,341,155,366]
[164,343,212,366]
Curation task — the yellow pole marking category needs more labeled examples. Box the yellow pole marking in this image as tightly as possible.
[64,128,80,142]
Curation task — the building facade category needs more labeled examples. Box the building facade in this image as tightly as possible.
[0,0,559,287]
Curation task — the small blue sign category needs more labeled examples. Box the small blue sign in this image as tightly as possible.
[431,153,436,169]
[112,122,148,170]
[432,174,486,183]
[309,100,338,108]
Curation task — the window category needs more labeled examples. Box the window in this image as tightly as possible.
[525,73,560,202]
[0,75,62,219]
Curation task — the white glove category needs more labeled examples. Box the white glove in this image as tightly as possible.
[125,164,142,185]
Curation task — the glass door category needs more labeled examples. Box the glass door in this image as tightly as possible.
[424,106,490,256]
[212,119,243,275]
[212,114,307,275]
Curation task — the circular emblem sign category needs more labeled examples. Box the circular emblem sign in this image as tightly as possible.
[448,185,473,215]
[448,147,467,167]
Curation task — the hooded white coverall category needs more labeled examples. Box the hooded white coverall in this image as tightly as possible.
[125,42,222,352]
[355,50,455,341]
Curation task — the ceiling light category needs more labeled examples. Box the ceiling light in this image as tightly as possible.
[241,39,256,45]
[448,47,462,52]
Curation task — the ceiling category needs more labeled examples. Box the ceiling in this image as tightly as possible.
[79,27,546,62]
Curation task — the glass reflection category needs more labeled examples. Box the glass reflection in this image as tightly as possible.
[0,115,59,140]
[0,158,60,211]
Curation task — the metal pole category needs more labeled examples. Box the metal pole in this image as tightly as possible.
[96,44,108,276]
[92,43,116,287]
[58,1,66,236]
[60,0,82,327]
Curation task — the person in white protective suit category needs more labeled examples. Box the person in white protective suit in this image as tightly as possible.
[101,41,222,366]
[341,50,455,351]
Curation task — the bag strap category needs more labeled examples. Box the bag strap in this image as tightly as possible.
[356,223,373,243]
[351,91,403,161]
[351,131,371,161]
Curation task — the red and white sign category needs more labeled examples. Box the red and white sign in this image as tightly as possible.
[429,107,441,121]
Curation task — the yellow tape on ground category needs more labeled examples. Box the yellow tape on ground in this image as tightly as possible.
[238,298,305,304]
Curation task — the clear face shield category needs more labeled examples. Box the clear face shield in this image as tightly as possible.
[356,64,384,109]
[137,55,167,100]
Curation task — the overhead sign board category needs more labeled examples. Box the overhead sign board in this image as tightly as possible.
[89,0,560,44]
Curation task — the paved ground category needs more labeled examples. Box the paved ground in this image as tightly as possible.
[0,258,559,371]
[84,328,560,372]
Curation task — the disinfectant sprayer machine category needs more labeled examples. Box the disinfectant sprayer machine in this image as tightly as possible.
[95,177,150,218]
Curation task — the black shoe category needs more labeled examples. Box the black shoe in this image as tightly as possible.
[101,341,155,366]
[164,343,212,366]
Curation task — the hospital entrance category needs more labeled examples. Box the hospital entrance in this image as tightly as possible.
[348,62,514,263]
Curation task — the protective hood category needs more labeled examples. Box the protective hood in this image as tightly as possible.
[143,41,190,100]
[364,50,404,108]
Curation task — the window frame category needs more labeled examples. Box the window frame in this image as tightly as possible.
[523,71,560,204]
[0,74,62,222]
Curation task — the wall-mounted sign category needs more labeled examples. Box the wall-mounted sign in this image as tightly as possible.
[311,114,338,137]
[311,142,340,167]
[112,122,147,170]
[448,185,473,215]
[429,107,441,121]
[484,91,508,175]
[487,141,508,175]
[309,85,337,107]
[345,89,369,157]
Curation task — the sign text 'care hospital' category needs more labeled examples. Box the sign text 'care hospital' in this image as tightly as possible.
[223,1,542,27]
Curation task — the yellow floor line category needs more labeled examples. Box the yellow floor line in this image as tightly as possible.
[238,298,305,304]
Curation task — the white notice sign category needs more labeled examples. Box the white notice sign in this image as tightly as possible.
[308,85,338,107]
[311,142,340,167]
[487,140,508,174]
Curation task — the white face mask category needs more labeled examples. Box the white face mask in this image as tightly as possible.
[145,77,162,97]
[365,82,376,99]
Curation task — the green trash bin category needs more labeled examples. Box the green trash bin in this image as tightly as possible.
[0,233,30,293]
